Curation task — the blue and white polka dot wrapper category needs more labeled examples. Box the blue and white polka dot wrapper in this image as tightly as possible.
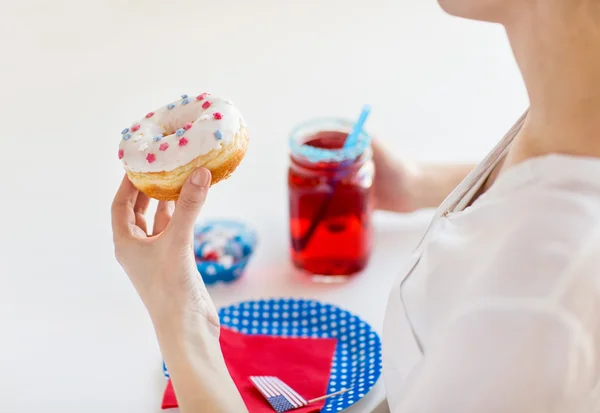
[163,298,382,412]
[193,220,257,286]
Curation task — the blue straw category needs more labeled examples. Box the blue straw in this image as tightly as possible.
[343,104,372,149]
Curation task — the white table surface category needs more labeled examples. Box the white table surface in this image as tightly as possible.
[0,0,527,412]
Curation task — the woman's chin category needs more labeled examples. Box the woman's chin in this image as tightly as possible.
[437,0,503,23]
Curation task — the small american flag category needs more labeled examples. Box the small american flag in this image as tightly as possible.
[250,376,308,412]
[249,376,349,413]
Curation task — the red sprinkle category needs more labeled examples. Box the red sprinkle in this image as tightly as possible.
[213,112,223,120]
[146,153,156,163]
[145,112,154,118]
[131,124,140,132]
[183,122,193,130]
[203,251,219,261]
[179,137,188,146]
[118,149,124,159]
[159,142,169,151]
[202,100,211,109]
[196,93,208,101]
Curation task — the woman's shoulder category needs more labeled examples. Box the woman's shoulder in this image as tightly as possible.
[442,154,600,304]
[449,155,600,325]
[485,153,600,202]
[451,153,600,227]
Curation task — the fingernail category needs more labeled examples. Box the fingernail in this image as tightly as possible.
[190,168,210,187]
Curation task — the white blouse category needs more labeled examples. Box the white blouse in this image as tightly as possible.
[382,112,600,413]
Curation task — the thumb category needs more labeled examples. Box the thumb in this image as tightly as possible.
[168,168,211,243]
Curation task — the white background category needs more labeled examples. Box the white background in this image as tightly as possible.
[0,0,528,412]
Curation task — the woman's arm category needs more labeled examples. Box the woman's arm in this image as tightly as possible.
[371,139,475,212]
[153,307,247,413]
[409,162,476,210]
[111,169,247,413]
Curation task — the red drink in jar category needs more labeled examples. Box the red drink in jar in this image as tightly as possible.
[288,119,374,281]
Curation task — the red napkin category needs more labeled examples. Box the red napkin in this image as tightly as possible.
[162,327,337,412]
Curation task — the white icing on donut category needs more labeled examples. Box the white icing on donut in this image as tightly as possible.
[119,94,246,173]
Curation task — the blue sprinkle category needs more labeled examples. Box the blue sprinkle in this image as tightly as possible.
[214,129,223,140]
[167,103,176,110]
[182,98,190,105]
[242,244,253,255]
[123,133,132,140]
[121,128,129,135]
[176,128,185,137]
[181,94,188,99]
[153,135,163,142]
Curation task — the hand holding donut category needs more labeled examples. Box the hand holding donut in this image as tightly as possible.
[113,92,249,412]
[111,169,219,329]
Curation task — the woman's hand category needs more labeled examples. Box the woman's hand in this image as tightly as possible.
[111,168,218,330]
[371,139,421,213]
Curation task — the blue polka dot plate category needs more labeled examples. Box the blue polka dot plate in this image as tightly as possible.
[163,298,382,412]
[193,219,257,286]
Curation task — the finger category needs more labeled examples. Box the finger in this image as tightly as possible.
[134,192,151,234]
[371,138,404,171]
[153,200,174,235]
[167,168,211,244]
[111,174,139,235]
[370,138,387,160]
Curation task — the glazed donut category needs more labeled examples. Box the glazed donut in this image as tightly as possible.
[118,93,248,201]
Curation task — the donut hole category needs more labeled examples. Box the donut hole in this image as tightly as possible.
[161,104,206,136]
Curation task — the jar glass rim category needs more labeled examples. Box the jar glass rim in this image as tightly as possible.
[289,117,371,163]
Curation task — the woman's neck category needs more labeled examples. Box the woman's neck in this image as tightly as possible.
[504,2,600,160]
